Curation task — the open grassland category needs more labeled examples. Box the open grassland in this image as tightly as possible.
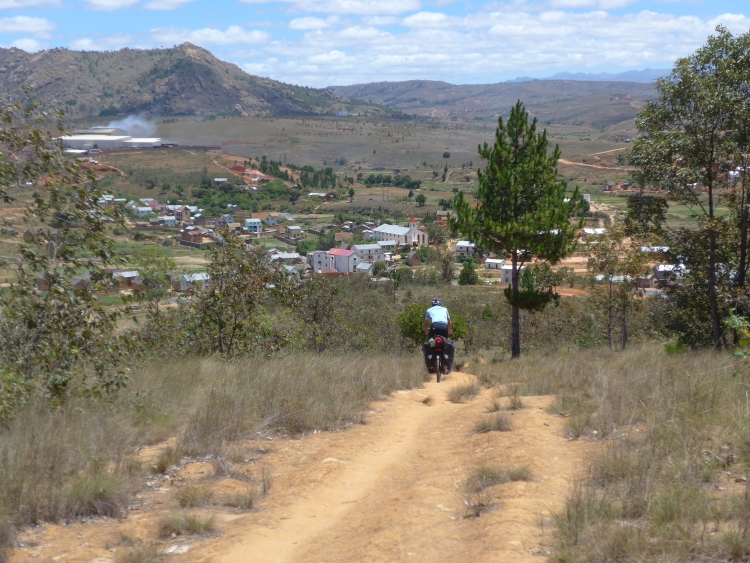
[0,353,424,556]
[472,345,750,562]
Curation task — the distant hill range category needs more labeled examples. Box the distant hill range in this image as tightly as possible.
[0,43,386,120]
[329,80,658,127]
[507,68,670,83]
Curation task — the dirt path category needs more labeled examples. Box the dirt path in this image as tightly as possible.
[558,159,633,171]
[11,373,593,563]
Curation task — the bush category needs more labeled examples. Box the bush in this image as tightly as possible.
[159,511,216,537]
[448,382,481,403]
[474,413,512,433]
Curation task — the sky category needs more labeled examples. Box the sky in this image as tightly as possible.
[0,0,749,87]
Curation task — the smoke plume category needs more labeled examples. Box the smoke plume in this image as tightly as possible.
[105,115,157,137]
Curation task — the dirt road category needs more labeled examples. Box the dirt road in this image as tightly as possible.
[11,373,592,563]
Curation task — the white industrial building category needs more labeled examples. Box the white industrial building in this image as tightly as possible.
[59,127,172,151]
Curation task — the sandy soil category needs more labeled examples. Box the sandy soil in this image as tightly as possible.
[11,372,593,563]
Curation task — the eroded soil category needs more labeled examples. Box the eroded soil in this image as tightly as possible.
[11,372,594,563]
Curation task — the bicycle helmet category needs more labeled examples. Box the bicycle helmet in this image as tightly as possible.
[432,298,442,306]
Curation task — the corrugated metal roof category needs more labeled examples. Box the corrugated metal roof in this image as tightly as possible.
[374,224,409,236]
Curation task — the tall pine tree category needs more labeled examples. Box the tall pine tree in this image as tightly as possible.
[450,101,584,358]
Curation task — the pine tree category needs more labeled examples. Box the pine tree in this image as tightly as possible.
[458,260,480,285]
[450,101,584,358]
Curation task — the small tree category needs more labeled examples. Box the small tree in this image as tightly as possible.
[458,260,480,285]
[586,223,650,349]
[372,260,388,278]
[130,247,176,315]
[296,274,338,352]
[348,187,355,202]
[194,233,294,358]
[415,193,426,207]
[451,101,584,358]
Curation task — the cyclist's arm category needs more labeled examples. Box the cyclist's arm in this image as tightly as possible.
[424,313,431,335]
[448,317,453,336]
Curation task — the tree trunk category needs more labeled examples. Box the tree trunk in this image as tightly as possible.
[511,252,521,358]
[738,176,749,291]
[708,230,722,348]
[607,280,613,349]
[621,296,628,350]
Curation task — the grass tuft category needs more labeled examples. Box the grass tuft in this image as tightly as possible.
[176,485,214,508]
[220,488,259,510]
[65,473,129,518]
[507,384,525,410]
[463,490,495,518]
[115,545,163,563]
[421,396,433,406]
[474,413,512,433]
[448,382,481,404]
[467,464,531,492]
[159,511,216,537]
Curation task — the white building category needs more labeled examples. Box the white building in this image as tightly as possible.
[286,226,304,239]
[160,216,175,227]
[484,258,505,270]
[307,251,333,271]
[136,207,153,218]
[352,243,384,264]
[376,240,397,253]
[582,228,607,238]
[455,241,476,255]
[356,262,374,276]
[327,248,359,273]
[59,127,171,150]
[500,264,527,285]
[244,218,263,235]
[372,218,427,247]
[179,273,210,291]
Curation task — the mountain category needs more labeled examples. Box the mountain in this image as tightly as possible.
[0,43,385,119]
[329,79,658,127]
[541,68,669,83]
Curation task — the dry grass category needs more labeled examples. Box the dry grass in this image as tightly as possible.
[462,490,495,518]
[176,485,214,508]
[114,545,163,563]
[466,464,531,492]
[481,345,750,562]
[507,384,524,410]
[0,353,424,553]
[421,396,433,406]
[448,381,481,404]
[220,487,259,510]
[474,413,512,434]
[159,511,216,537]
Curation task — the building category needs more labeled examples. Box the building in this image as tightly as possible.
[286,226,305,239]
[252,212,278,226]
[376,240,397,253]
[136,207,153,218]
[372,218,428,247]
[59,127,173,150]
[455,241,476,255]
[582,228,607,238]
[307,251,332,271]
[500,264,527,285]
[352,243,384,264]
[214,178,228,184]
[160,216,176,227]
[485,258,505,270]
[165,205,190,223]
[178,273,210,292]
[245,218,263,235]
[653,264,686,283]
[406,251,422,267]
[327,248,359,273]
[356,262,373,275]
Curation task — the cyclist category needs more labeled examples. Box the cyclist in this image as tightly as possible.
[422,298,455,374]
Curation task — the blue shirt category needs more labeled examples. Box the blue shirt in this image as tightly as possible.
[425,305,450,325]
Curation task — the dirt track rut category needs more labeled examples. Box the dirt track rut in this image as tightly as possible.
[11,373,593,563]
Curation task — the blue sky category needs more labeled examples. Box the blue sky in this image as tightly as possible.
[1,0,749,86]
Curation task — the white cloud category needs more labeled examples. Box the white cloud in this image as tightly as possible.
[143,0,195,9]
[84,0,138,9]
[289,17,330,30]
[239,0,421,15]
[69,34,133,50]
[10,37,43,51]
[549,0,639,8]
[151,25,271,46]
[236,8,750,87]
[0,16,56,34]
[362,15,398,25]
[402,11,449,26]
[0,0,59,8]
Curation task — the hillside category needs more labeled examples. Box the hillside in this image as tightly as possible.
[330,80,658,127]
[0,43,385,119]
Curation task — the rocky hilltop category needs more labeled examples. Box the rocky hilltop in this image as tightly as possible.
[0,43,382,119]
